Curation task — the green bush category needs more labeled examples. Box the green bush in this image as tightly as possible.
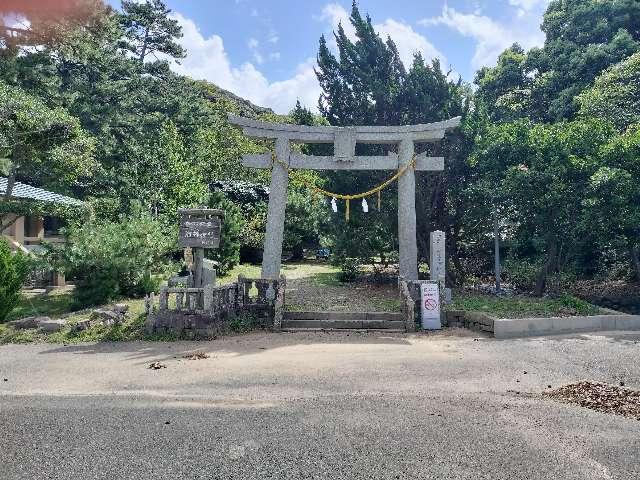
[50,210,173,307]
[206,192,244,275]
[0,239,32,322]
[503,259,539,292]
[336,257,361,283]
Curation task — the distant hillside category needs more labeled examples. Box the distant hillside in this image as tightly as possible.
[194,80,273,118]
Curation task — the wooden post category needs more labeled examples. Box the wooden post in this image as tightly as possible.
[193,247,204,288]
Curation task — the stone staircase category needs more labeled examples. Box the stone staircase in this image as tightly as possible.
[282,311,405,332]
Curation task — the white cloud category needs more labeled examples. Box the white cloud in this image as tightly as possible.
[508,0,550,18]
[267,29,279,44]
[168,13,320,114]
[420,5,544,71]
[318,3,446,69]
[247,37,263,64]
[318,3,356,40]
[375,19,446,68]
[508,0,549,11]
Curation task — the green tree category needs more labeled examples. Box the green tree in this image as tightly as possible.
[50,208,173,306]
[0,239,31,322]
[477,0,640,122]
[119,0,186,63]
[578,52,640,132]
[315,2,466,279]
[584,127,640,281]
[471,119,613,295]
[529,0,640,120]
[475,44,530,122]
[317,3,405,126]
[126,121,207,225]
[0,81,95,231]
[206,192,244,276]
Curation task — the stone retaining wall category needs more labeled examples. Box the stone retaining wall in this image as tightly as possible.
[493,314,640,339]
[444,310,495,333]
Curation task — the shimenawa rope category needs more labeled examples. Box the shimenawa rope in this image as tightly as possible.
[270,152,416,221]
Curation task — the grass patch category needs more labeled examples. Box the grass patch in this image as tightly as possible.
[6,291,76,322]
[311,271,342,287]
[218,263,262,284]
[370,298,401,312]
[448,292,602,319]
[220,261,340,284]
[0,299,150,345]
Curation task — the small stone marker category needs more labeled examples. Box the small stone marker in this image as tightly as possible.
[420,282,441,330]
[429,230,446,285]
[202,259,217,287]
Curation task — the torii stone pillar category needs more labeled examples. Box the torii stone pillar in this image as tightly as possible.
[261,137,290,279]
[228,114,461,280]
[398,138,418,280]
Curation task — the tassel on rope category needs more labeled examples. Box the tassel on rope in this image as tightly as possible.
[377,190,381,211]
[345,198,350,222]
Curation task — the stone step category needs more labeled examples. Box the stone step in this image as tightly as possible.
[284,311,403,322]
[281,318,405,330]
[282,327,406,333]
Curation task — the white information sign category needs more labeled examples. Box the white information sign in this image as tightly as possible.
[420,282,442,330]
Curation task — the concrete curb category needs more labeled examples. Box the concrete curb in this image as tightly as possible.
[493,314,640,339]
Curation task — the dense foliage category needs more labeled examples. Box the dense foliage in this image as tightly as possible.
[49,209,173,306]
[476,0,640,122]
[206,191,244,276]
[578,52,640,131]
[0,239,31,322]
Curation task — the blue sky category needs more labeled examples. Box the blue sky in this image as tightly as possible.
[110,1,550,113]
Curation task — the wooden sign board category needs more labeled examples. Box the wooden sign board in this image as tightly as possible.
[178,209,224,249]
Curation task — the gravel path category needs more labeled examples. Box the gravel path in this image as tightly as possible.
[285,276,399,312]
[2,330,640,479]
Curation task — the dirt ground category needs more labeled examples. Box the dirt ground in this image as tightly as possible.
[285,276,399,312]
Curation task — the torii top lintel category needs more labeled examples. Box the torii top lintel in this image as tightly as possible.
[228,114,461,172]
[228,114,461,143]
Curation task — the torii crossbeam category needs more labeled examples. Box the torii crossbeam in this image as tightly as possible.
[228,114,461,280]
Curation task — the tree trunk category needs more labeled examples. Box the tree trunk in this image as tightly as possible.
[493,209,501,295]
[534,237,557,297]
[629,241,640,283]
[139,27,149,63]
[380,251,388,268]
[3,163,16,200]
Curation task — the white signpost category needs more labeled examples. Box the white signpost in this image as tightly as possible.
[420,282,442,330]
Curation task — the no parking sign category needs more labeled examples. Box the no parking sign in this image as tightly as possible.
[420,282,442,330]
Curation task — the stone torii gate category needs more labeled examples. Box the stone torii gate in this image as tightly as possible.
[228,114,461,281]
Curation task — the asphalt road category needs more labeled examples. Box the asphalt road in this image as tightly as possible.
[1,329,639,479]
